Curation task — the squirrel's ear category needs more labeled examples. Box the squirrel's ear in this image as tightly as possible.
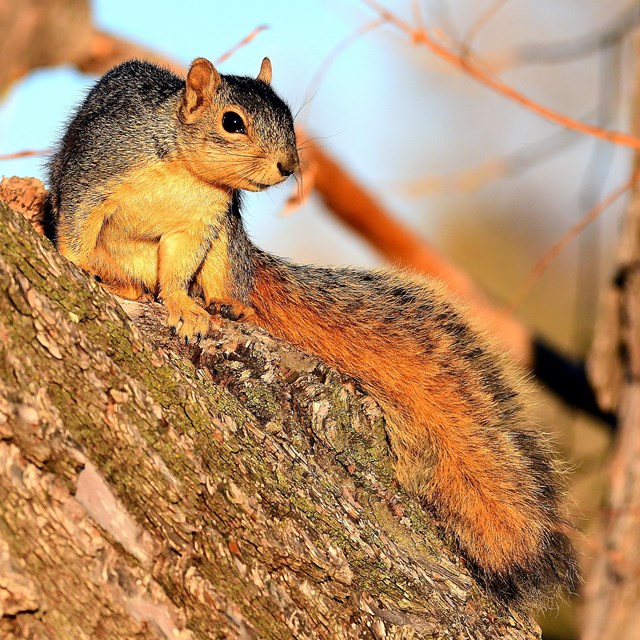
[180,58,221,124]
[256,57,272,85]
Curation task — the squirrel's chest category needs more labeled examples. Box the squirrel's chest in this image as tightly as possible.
[104,161,231,239]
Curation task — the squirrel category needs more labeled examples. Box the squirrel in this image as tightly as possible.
[46,57,578,606]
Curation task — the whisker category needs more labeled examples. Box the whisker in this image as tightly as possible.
[293,96,314,120]
[219,152,266,160]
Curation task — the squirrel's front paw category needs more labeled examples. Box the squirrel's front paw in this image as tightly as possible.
[207,298,256,323]
[165,298,214,343]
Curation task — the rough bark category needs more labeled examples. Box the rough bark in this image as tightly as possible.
[582,35,640,640]
[0,186,541,638]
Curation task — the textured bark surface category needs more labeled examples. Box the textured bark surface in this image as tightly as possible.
[582,36,640,640]
[0,190,541,638]
[0,191,544,639]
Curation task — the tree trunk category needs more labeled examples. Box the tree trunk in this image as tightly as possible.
[582,35,640,640]
[0,185,541,639]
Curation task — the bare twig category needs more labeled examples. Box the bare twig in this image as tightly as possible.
[411,0,427,32]
[302,18,387,126]
[359,0,640,150]
[214,25,269,66]
[283,18,388,214]
[509,169,640,311]
[461,0,510,58]
[78,24,269,78]
[0,148,51,161]
[403,116,591,196]
[76,30,184,76]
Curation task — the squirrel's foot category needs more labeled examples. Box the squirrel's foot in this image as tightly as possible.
[207,298,255,323]
[164,296,214,343]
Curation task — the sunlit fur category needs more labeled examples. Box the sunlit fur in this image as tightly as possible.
[47,58,578,607]
[204,202,579,607]
[46,58,298,338]
[177,58,298,191]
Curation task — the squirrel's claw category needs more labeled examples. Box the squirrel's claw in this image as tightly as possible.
[208,298,256,323]
[165,298,212,343]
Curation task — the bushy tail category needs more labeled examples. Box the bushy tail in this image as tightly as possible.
[249,252,579,606]
[385,401,579,606]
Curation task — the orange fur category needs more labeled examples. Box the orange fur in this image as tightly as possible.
[66,160,234,337]
[249,263,552,577]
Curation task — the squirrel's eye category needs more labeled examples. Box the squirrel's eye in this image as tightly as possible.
[222,111,246,134]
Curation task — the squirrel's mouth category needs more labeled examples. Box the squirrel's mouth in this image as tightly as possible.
[246,179,278,191]
[244,173,290,191]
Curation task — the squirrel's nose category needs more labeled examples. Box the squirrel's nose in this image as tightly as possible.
[277,162,293,177]
[277,154,299,178]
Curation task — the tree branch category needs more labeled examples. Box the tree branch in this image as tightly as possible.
[0,190,541,638]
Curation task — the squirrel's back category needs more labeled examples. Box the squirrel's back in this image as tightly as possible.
[47,61,183,221]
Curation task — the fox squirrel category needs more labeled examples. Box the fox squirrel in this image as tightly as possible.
[46,57,578,606]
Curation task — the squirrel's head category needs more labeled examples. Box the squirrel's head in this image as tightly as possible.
[176,57,299,192]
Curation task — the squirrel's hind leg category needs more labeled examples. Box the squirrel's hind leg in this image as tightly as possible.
[58,201,158,302]
[99,280,153,302]
[88,246,152,301]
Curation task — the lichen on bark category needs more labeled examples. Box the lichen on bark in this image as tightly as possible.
[0,192,541,639]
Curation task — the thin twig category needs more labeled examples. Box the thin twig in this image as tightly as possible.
[461,0,510,59]
[0,148,51,161]
[301,18,387,127]
[404,109,600,196]
[359,0,640,150]
[508,169,640,311]
[411,0,430,34]
[214,25,269,66]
